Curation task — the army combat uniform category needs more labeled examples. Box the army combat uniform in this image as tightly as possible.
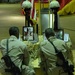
[40,36,73,75]
[0,35,35,75]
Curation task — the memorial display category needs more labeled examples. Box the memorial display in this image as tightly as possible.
[22,26,34,41]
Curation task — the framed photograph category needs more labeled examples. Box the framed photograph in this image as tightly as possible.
[54,29,64,40]
[64,33,69,42]
[22,26,34,41]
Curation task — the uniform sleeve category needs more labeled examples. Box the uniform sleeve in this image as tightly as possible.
[39,46,48,75]
[62,42,73,64]
[0,39,7,56]
[65,43,73,64]
[23,46,30,66]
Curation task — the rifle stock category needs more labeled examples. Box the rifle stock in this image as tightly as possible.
[57,51,74,75]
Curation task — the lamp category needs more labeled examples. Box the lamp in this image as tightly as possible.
[49,0,60,30]
[22,0,32,26]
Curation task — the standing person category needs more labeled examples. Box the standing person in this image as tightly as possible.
[39,28,74,75]
[0,26,35,75]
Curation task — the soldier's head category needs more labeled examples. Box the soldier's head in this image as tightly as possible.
[45,28,55,39]
[9,26,19,39]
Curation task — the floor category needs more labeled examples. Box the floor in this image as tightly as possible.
[0,3,75,75]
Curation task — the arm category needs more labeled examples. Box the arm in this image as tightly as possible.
[39,48,48,75]
[63,43,73,64]
[23,46,30,66]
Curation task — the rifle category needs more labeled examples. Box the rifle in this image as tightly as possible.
[1,55,21,75]
[49,41,74,75]
[1,39,21,75]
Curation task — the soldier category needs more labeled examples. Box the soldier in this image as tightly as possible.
[39,28,73,75]
[0,26,35,75]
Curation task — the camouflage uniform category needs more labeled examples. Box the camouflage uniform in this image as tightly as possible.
[0,35,35,75]
[40,36,72,75]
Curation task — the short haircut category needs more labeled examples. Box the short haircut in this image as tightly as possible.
[45,28,55,38]
[9,26,19,38]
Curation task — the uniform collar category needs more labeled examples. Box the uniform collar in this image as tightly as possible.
[9,35,17,41]
[48,36,56,42]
